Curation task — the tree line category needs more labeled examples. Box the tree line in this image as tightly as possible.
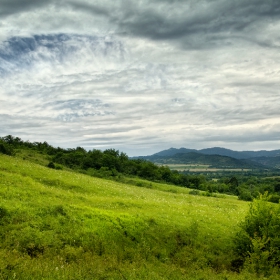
[0,135,280,202]
[0,135,196,187]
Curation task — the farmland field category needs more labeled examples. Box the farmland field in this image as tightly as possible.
[161,164,252,172]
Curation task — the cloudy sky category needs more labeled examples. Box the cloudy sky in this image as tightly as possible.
[1,0,280,156]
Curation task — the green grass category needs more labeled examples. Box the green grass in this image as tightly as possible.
[0,153,278,279]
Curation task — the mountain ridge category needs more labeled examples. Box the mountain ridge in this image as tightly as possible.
[135,147,280,169]
[151,147,280,159]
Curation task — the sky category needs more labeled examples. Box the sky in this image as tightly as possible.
[1,0,280,156]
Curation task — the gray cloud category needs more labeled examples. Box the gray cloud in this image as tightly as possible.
[63,0,280,49]
[1,1,280,155]
[0,0,51,16]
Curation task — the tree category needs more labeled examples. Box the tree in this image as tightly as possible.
[227,176,239,194]
[234,193,280,275]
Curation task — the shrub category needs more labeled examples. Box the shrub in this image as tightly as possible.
[0,206,9,224]
[0,143,14,156]
[268,194,280,204]
[47,161,56,169]
[238,189,253,201]
[55,164,63,170]
[18,227,45,257]
[189,190,200,196]
[234,193,280,275]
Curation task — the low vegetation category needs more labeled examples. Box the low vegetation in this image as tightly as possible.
[0,135,280,279]
[1,135,280,202]
[234,193,280,276]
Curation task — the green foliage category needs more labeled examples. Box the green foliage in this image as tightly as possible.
[47,161,55,169]
[234,193,280,276]
[268,194,280,204]
[2,135,280,278]
[0,135,206,191]
[238,189,253,201]
[0,206,9,223]
[1,152,264,279]
[0,142,14,156]
[3,135,280,200]
[189,190,200,196]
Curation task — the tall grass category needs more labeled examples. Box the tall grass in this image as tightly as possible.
[0,153,277,279]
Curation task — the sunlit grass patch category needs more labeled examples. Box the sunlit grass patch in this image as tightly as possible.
[0,153,266,279]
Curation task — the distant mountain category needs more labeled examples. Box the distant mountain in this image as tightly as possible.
[249,156,280,169]
[147,147,280,160]
[200,147,280,159]
[133,147,280,170]
[153,148,197,157]
[199,147,252,159]
[140,152,266,169]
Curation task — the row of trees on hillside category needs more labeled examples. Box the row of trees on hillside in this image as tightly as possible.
[0,135,199,187]
[0,135,280,202]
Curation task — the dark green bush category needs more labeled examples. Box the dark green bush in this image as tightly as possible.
[268,194,280,204]
[0,206,8,220]
[234,193,280,275]
[0,143,14,156]
[47,161,55,169]
[55,164,63,170]
[238,189,253,201]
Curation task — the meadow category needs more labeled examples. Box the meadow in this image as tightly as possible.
[0,153,279,279]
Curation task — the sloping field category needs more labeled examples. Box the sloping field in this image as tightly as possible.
[0,154,261,279]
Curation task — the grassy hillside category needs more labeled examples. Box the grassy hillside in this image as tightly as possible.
[0,153,277,279]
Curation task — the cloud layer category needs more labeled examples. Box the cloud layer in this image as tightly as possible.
[1,0,280,155]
